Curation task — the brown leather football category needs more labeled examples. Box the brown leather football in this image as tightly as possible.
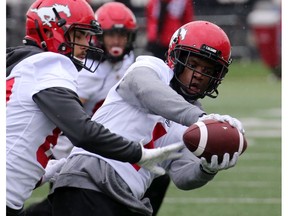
[183,119,247,163]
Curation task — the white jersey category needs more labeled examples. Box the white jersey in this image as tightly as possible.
[6,52,78,209]
[69,56,177,199]
[78,52,135,116]
[51,53,135,159]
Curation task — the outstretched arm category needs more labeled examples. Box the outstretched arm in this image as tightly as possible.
[33,87,183,175]
[116,66,205,126]
[33,87,142,163]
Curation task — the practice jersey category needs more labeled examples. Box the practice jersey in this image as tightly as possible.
[69,56,176,198]
[6,52,78,209]
[77,52,134,116]
[51,53,135,159]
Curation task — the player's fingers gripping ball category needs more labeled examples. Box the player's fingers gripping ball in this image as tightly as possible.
[198,114,245,134]
[183,119,248,163]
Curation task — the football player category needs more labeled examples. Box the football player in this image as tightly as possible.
[25,3,172,215]
[25,3,173,215]
[6,0,183,215]
[51,1,138,160]
[50,21,245,216]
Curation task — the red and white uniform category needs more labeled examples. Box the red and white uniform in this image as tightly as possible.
[69,56,173,198]
[67,56,206,198]
[51,53,135,159]
[78,52,135,116]
[6,52,78,209]
[52,56,209,215]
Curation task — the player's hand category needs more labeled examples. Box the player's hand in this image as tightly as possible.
[200,152,239,174]
[198,113,245,134]
[137,142,184,175]
[41,158,67,185]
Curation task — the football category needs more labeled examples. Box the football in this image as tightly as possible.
[183,119,247,163]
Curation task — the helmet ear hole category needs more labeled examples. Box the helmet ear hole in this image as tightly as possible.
[169,49,177,64]
[44,29,53,38]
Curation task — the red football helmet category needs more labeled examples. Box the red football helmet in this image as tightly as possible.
[167,21,232,101]
[24,0,104,72]
[94,2,137,62]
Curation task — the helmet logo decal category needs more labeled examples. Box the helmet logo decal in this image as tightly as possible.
[30,4,71,27]
[178,28,187,40]
[169,27,187,47]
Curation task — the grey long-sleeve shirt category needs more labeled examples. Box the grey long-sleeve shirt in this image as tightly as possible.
[117,66,205,125]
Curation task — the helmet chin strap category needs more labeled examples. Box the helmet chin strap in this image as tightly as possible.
[170,77,198,103]
[206,89,219,99]
[73,56,84,63]
[70,56,84,71]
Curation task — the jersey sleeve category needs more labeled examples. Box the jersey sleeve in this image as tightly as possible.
[168,147,215,190]
[116,56,205,126]
[32,87,142,163]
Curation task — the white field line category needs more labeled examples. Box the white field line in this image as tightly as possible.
[208,181,280,188]
[240,117,281,138]
[241,118,281,128]
[169,180,280,188]
[169,181,280,188]
[246,130,281,138]
[255,108,281,117]
[242,153,281,160]
[163,197,281,204]
[227,166,281,173]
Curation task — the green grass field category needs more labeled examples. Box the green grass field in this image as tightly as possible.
[25,60,282,216]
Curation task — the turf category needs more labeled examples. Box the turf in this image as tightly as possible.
[25,60,282,216]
